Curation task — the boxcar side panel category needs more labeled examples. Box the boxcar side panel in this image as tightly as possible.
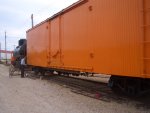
[89,0,143,77]
[27,22,50,67]
[61,2,93,71]
[50,17,62,67]
[61,0,143,77]
[26,0,150,79]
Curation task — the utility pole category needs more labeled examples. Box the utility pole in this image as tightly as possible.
[31,14,34,28]
[13,45,16,50]
[5,31,7,64]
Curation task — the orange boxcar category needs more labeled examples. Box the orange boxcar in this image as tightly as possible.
[27,0,150,95]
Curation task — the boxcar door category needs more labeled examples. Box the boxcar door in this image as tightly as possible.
[50,17,62,67]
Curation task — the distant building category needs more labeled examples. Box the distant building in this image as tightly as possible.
[0,50,13,61]
[0,53,12,60]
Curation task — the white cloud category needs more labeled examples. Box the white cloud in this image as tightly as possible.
[0,0,78,50]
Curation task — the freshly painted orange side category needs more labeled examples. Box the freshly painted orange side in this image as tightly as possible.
[27,22,50,67]
[88,0,143,77]
[27,0,150,78]
[60,0,143,78]
[61,2,93,71]
[50,17,62,67]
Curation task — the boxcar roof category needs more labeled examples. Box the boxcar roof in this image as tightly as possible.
[26,0,88,32]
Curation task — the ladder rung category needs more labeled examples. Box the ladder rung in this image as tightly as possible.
[141,8,150,12]
[142,24,150,27]
[144,41,150,43]
[142,74,150,76]
[143,58,150,60]
[143,41,150,43]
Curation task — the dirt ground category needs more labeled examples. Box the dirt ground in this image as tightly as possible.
[0,64,150,113]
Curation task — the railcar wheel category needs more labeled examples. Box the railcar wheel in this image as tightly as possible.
[109,76,142,96]
[40,70,45,76]
[108,76,119,93]
[33,69,39,75]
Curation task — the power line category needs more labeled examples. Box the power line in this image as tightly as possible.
[0,35,25,39]
[7,36,25,39]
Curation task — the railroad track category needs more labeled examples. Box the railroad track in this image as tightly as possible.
[25,71,150,109]
[42,75,129,103]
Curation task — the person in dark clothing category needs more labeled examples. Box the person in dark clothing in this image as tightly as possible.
[20,41,27,78]
[21,57,26,78]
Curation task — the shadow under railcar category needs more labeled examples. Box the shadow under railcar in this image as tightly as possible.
[38,74,150,110]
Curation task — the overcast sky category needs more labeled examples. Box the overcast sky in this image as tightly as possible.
[0,0,78,51]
